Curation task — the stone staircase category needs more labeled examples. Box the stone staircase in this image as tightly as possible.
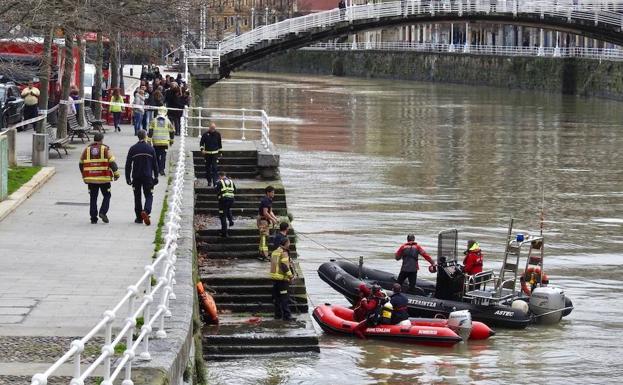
[194,141,318,361]
[193,150,258,180]
[194,187,287,216]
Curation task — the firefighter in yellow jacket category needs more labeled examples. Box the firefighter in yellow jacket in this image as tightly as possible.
[270,237,296,321]
[79,132,120,224]
[148,107,175,176]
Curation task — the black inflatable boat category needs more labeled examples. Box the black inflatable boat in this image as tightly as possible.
[318,259,533,329]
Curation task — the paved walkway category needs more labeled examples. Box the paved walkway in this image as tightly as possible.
[0,76,178,376]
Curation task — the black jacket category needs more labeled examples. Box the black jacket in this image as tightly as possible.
[200,130,222,152]
[125,140,159,183]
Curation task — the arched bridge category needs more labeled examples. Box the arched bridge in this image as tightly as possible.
[186,0,623,85]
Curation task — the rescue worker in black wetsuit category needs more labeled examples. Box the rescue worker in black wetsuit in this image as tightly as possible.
[390,283,409,325]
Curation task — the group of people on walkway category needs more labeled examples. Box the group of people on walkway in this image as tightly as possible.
[108,72,189,136]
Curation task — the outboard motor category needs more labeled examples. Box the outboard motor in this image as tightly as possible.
[529,286,566,324]
[448,310,472,341]
[435,256,465,301]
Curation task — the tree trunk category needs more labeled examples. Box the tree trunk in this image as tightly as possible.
[110,35,119,90]
[36,28,53,134]
[57,33,74,139]
[77,36,85,126]
[93,32,103,119]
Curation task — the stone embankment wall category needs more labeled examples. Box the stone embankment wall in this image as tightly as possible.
[245,50,623,99]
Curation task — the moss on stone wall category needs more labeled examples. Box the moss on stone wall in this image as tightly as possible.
[245,50,623,99]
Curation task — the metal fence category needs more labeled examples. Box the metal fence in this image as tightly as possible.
[303,41,623,60]
[187,0,623,64]
[186,106,272,150]
[30,111,189,385]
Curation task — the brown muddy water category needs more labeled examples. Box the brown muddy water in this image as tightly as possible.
[201,72,623,384]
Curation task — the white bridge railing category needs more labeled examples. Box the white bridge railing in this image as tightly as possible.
[31,114,189,385]
[186,106,272,150]
[303,41,623,60]
[186,0,623,65]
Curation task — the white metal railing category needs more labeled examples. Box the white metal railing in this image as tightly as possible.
[31,111,189,385]
[302,41,623,60]
[186,0,623,65]
[187,106,272,150]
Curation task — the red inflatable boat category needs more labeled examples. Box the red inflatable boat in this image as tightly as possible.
[313,305,493,346]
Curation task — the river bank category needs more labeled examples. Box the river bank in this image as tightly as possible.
[245,49,623,99]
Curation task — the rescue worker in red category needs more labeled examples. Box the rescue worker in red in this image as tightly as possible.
[353,285,387,339]
[463,240,484,275]
[79,133,120,224]
[395,234,436,293]
[353,283,372,322]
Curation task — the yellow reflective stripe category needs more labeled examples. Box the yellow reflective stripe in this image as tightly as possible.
[85,166,110,171]
[84,177,112,182]
[204,150,219,154]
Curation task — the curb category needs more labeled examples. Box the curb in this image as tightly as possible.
[0,167,56,222]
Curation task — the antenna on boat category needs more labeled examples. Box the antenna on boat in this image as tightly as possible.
[540,187,545,236]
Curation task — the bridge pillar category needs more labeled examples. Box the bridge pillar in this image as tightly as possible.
[449,23,455,52]
[538,28,544,56]
[463,22,470,53]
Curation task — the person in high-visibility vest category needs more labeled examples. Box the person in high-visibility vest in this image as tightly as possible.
[270,237,295,321]
[463,240,484,275]
[109,88,124,132]
[78,132,120,224]
[199,122,222,186]
[148,107,175,176]
[214,171,236,237]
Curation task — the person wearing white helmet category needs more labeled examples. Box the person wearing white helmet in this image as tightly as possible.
[147,107,175,176]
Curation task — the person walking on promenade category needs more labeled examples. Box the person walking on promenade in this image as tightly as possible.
[79,132,120,224]
[199,122,222,186]
[164,82,184,135]
[338,0,346,20]
[109,88,124,132]
[258,185,279,261]
[270,237,296,321]
[394,234,436,293]
[125,129,159,225]
[148,107,175,176]
[215,171,236,237]
[132,88,145,136]
[21,80,39,130]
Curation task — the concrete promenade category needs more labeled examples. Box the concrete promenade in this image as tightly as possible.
[0,76,178,380]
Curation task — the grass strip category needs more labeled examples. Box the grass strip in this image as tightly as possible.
[7,166,41,195]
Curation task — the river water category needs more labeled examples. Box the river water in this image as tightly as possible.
[202,72,623,384]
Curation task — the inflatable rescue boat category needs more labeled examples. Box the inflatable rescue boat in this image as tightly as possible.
[313,304,494,345]
[318,226,573,328]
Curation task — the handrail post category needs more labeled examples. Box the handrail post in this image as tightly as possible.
[122,285,138,384]
[241,108,246,140]
[102,310,115,383]
[139,265,155,360]
[70,340,85,383]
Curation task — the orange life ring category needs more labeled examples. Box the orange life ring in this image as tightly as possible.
[521,267,549,296]
[196,283,219,324]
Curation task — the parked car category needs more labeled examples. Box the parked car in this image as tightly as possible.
[0,83,24,129]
